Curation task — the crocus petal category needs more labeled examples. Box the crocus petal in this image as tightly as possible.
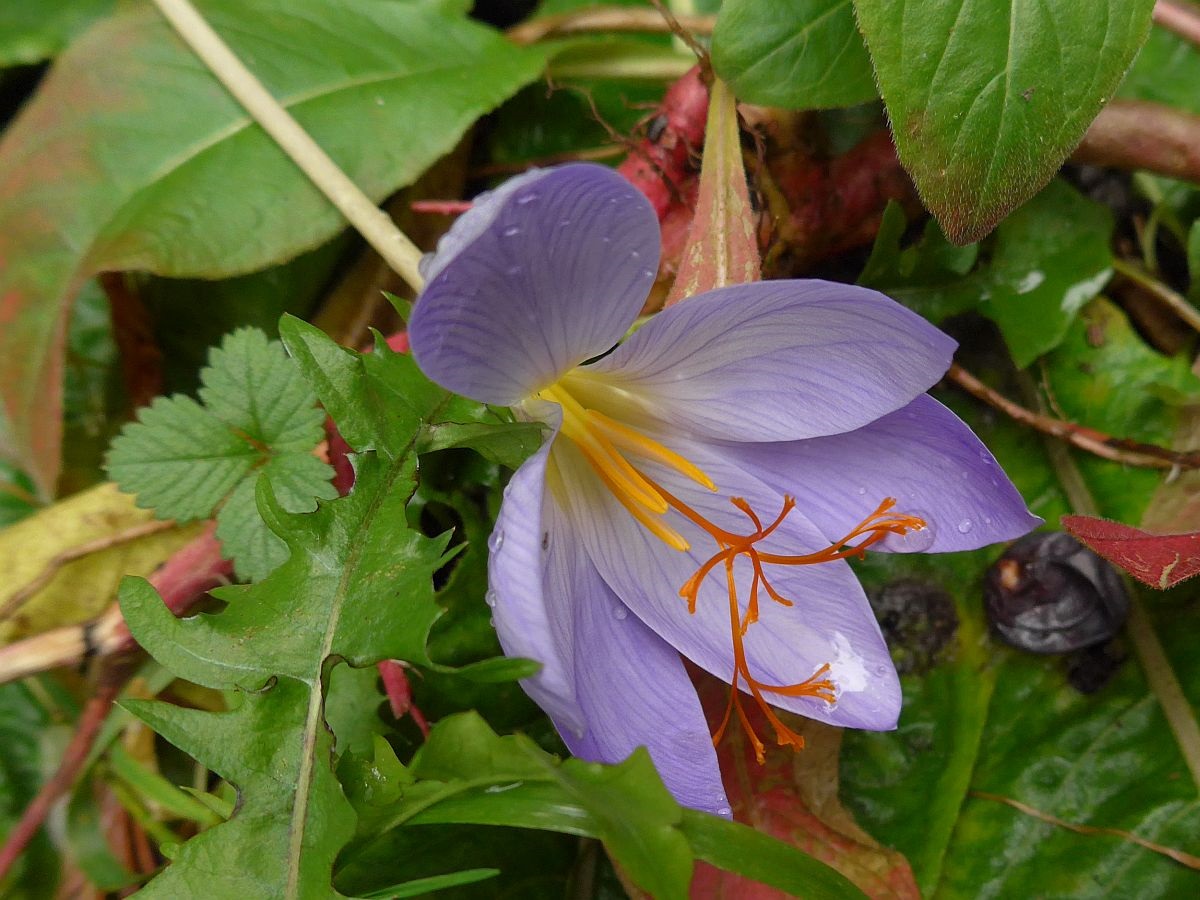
[488,422,584,735]
[583,280,956,442]
[553,438,901,731]
[409,164,660,405]
[544,496,729,815]
[713,394,1041,553]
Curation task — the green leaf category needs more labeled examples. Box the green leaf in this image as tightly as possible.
[0,681,60,898]
[107,328,334,580]
[976,179,1114,367]
[360,868,501,899]
[1118,26,1200,115]
[0,0,547,497]
[346,713,860,900]
[853,0,1155,242]
[1190,220,1200,301]
[712,0,877,109]
[0,0,113,65]
[862,180,1114,365]
[120,447,449,896]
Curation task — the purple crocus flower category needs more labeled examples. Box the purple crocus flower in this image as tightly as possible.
[409,163,1038,816]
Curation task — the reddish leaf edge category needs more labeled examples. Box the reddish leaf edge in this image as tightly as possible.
[1061,514,1200,590]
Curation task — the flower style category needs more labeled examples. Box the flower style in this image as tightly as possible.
[408,163,1038,815]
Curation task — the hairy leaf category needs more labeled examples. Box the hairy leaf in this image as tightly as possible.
[853,0,1155,242]
[0,0,546,496]
[107,328,334,580]
[712,0,877,109]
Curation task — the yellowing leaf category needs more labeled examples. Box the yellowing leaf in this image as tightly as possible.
[0,483,199,644]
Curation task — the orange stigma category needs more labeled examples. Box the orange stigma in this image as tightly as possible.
[538,378,926,764]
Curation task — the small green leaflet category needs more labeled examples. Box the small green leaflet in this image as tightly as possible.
[106,327,335,580]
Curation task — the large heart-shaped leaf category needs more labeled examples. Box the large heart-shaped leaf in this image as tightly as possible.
[0,0,546,497]
[853,0,1155,243]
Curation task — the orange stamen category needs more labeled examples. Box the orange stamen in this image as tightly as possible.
[537,378,923,766]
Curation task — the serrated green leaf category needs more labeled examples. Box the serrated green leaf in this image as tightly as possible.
[120,443,447,896]
[853,0,1155,242]
[108,327,334,579]
[712,0,877,109]
[123,681,356,900]
[0,0,548,496]
[107,394,254,522]
[199,328,327,451]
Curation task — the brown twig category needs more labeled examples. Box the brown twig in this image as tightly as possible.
[946,363,1200,471]
[1074,100,1200,186]
[0,519,178,623]
[507,6,715,45]
[646,0,711,69]
[1155,0,1200,48]
[972,791,1200,869]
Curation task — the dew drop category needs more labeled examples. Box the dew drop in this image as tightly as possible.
[856,486,867,496]
[601,235,612,243]
[716,806,733,817]
[506,265,521,276]
[516,192,538,205]
[559,218,572,227]
[874,663,891,676]
[502,225,521,237]
[630,250,640,259]
[485,590,498,608]
[956,518,974,534]
[984,515,993,525]
[880,509,935,553]
[642,268,656,279]
[488,529,505,552]
[612,604,629,621]
[503,482,513,497]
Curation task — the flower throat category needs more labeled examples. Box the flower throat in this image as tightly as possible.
[538,381,926,763]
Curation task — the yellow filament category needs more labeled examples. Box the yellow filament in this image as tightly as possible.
[585,409,717,492]
[589,459,691,551]
[543,386,667,515]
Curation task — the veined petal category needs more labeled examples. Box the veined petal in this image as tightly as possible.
[489,422,583,734]
[716,395,1041,553]
[545,492,729,815]
[409,164,660,405]
[583,280,956,441]
[554,437,901,731]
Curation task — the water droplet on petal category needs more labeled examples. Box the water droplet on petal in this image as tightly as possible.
[716,806,732,817]
[502,226,520,237]
[488,529,505,552]
[485,591,498,608]
[516,192,538,205]
[601,235,611,243]
[956,518,974,535]
[506,265,521,276]
[874,663,891,676]
[630,250,640,259]
[880,509,935,553]
[502,482,513,497]
[559,218,572,227]
[612,604,628,621]
[856,486,867,496]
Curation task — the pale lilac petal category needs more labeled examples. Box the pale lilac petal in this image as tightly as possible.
[409,164,659,405]
[715,395,1040,553]
[488,422,584,735]
[584,280,956,441]
[544,496,729,815]
[553,437,901,731]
